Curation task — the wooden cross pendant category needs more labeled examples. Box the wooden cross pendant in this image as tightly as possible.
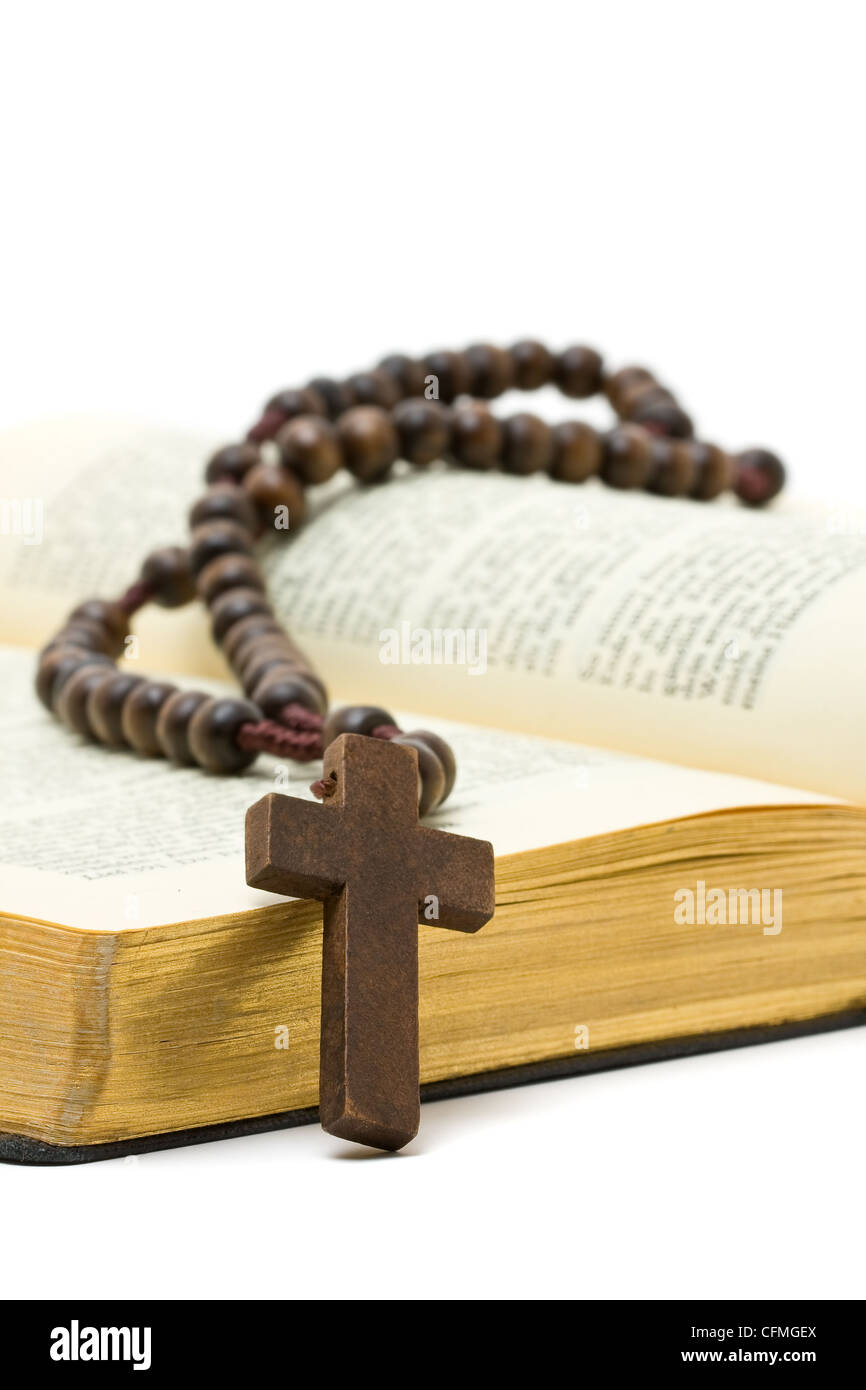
[245,733,495,1151]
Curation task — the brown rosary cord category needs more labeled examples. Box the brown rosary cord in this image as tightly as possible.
[34,339,787,816]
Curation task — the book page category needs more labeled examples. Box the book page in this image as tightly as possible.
[0,644,830,931]
[2,416,864,800]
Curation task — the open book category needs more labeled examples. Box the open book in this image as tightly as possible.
[1,416,865,1161]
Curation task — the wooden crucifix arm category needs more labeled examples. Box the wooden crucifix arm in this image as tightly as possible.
[413,825,495,933]
[245,792,347,900]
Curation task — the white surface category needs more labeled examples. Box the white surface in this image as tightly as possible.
[1,0,864,1301]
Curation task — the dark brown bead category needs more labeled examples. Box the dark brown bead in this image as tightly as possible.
[87,671,145,746]
[210,587,272,642]
[599,426,654,489]
[734,449,786,507]
[46,618,112,654]
[141,546,195,608]
[252,669,328,718]
[236,631,317,683]
[121,680,177,756]
[392,399,452,466]
[56,664,116,737]
[450,402,503,469]
[550,421,603,482]
[196,552,264,605]
[690,444,734,501]
[188,520,253,579]
[402,728,456,802]
[377,354,427,399]
[67,599,128,651]
[37,648,110,711]
[392,733,446,815]
[322,705,396,748]
[346,369,402,410]
[501,413,554,474]
[645,438,697,497]
[277,415,343,485]
[243,462,306,531]
[188,484,258,533]
[155,689,211,764]
[509,339,555,391]
[221,613,284,664]
[240,644,302,695]
[465,343,516,399]
[618,381,677,419]
[265,385,329,422]
[603,366,656,412]
[204,442,260,486]
[629,396,694,439]
[337,406,399,482]
[307,376,358,419]
[422,349,473,403]
[187,697,263,773]
[555,345,604,399]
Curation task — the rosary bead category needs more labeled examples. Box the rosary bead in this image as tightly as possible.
[210,587,272,642]
[204,442,260,486]
[265,385,329,423]
[555,345,604,399]
[392,399,452,466]
[509,339,555,391]
[47,617,113,654]
[450,401,503,469]
[322,704,396,748]
[501,413,555,474]
[243,463,307,530]
[189,484,259,533]
[155,689,211,764]
[645,438,696,496]
[550,420,603,482]
[221,613,284,664]
[733,448,786,507]
[36,647,109,710]
[237,632,319,685]
[628,395,694,439]
[240,644,303,694]
[346,369,402,410]
[121,680,177,756]
[690,444,734,501]
[56,664,116,737]
[87,671,145,746]
[68,599,129,651]
[465,343,516,399]
[402,728,456,801]
[307,376,358,420]
[604,365,655,412]
[277,415,344,485]
[599,425,654,488]
[377,353,428,399]
[196,551,265,605]
[391,733,447,815]
[189,520,253,579]
[252,669,328,718]
[187,696,263,773]
[337,406,399,482]
[141,546,196,608]
[422,349,473,403]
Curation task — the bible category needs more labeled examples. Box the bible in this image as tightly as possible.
[1,415,864,1162]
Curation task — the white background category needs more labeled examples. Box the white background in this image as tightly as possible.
[1,0,864,1300]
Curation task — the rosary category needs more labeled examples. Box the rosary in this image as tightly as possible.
[34,341,786,1152]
